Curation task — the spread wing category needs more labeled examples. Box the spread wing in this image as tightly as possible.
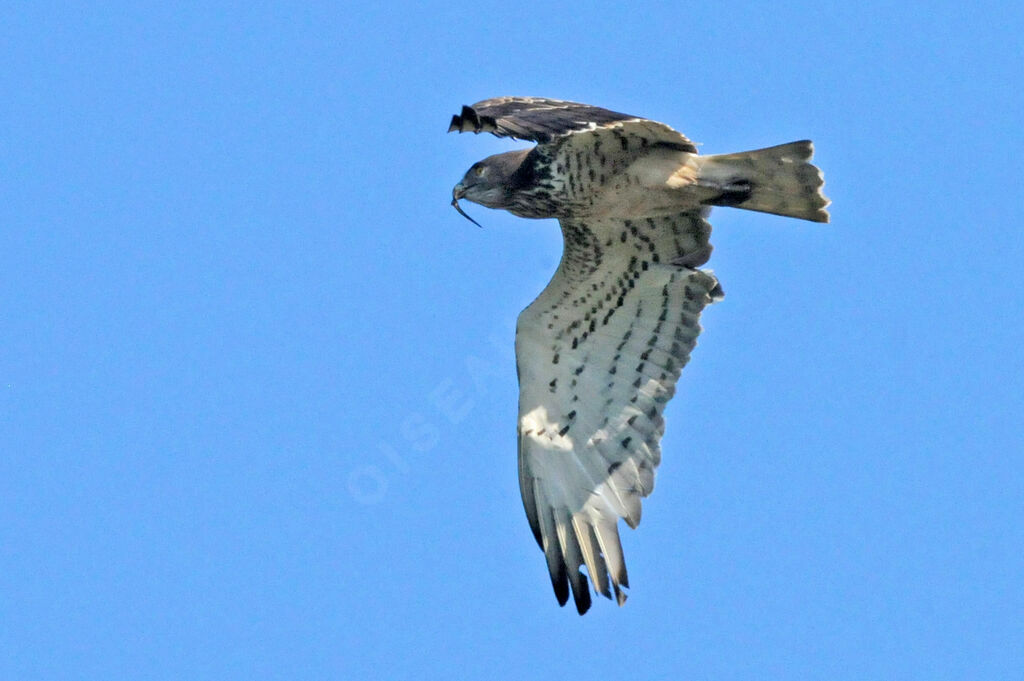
[515,211,723,614]
[449,96,697,152]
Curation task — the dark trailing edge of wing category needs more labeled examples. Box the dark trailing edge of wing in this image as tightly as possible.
[447,96,643,143]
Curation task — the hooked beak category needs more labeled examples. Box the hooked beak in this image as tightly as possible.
[451,183,482,228]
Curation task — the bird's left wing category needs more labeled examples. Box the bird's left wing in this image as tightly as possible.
[515,211,722,614]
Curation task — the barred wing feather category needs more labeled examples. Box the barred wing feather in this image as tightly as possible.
[514,212,722,613]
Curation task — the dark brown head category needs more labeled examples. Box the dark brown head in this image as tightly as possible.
[452,149,531,212]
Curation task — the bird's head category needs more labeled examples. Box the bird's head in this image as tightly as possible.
[451,149,531,225]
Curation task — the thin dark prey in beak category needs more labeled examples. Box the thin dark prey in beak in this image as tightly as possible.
[451,196,483,228]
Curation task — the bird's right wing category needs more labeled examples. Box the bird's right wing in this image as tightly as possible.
[449,96,697,152]
[515,211,722,614]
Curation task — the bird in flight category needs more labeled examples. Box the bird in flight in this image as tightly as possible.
[449,97,829,614]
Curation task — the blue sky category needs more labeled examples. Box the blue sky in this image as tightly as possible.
[2,2,1022,679]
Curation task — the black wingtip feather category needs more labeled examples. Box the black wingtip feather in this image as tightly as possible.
[460,105,479,129]
[573,581,592,615]
[448,106,498,135]
[551,565,570,607]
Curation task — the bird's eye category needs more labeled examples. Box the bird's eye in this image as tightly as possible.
[474,166,486,177]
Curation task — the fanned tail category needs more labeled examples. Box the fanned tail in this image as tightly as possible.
[697,140,830,223]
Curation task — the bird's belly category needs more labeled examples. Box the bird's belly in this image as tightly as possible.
[579,183,701,219]
[510,152,714,219]
[559,154,710,219]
